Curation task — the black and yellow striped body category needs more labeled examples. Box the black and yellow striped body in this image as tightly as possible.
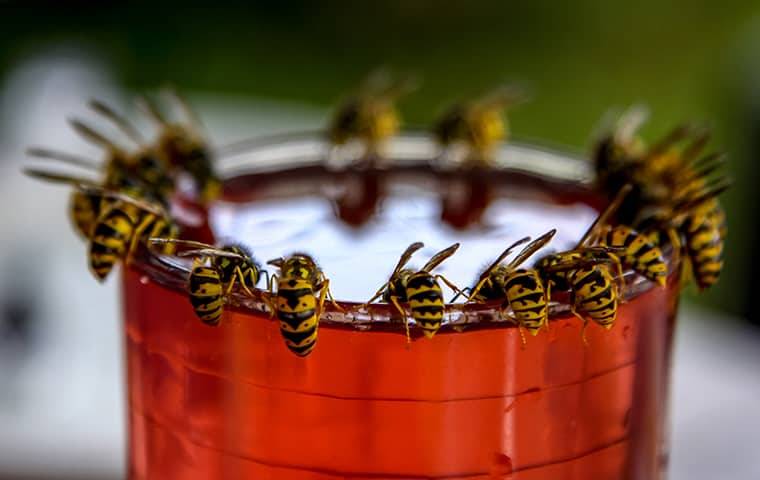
[128,151,175,199]
[214,244,260,290]
[88,202,177,281]
[602,225,667,286]
[470,266,508,302]
[504,269,549,335]
[682,209,723,290]
[434,104,506,159]
[405,272,445,339]
[188,265,224,326]
[382,269,413,303]
[536,251,584,291]
[328,98,400,149]
[88,204,136,281]
[70,190,103,238]
[275,256,320,356]
[569,266,618,329]
[157,128,219,202]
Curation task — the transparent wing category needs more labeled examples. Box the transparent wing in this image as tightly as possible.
[75,185,166,216]
[477,236,531,280]
[27,147,101,171]
[68,118,119,150]
[24,168,100,187]
[422,242,460,272]
[507,229,557,269]
[577,183,632,247]
[390,242,424,276]
[88,99,144,144]
[179,248,244,260]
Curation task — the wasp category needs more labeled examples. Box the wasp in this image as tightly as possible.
[464,229,557,342]
[588,224,668,287]
[433,85,526,165]
[362,242,462,341]
[26,168,178,281]
[327,71,416,156]
[149,239,266,326]
[534,187,636,343]
[635,177,729,291]
[266,254,340,357]
[543,259,620,344]
[27,102,175,237]
[138,91,220,203]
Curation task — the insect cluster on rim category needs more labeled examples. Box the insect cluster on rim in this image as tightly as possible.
[23,81,732,359]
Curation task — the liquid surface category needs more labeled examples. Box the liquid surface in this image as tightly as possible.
[210,192,596,300]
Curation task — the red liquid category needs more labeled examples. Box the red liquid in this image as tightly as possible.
[124,268,678,479]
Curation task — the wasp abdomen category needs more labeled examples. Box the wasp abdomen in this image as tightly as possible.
[188,266,224,326]
[605,225,667,285]
[407,273,445,338]
[572,267,617,328]
[684,214,723,290]
[276,280,318,357]
[504,270,548,334]
[89,209,134,281]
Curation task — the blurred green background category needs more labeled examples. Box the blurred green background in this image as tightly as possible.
[2,1,759,320]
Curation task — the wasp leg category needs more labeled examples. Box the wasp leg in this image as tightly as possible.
[450,286,472,303]
[389,295,410,344]
[315,280,329,318]
[266,274,279,319]
[356,283,390,321]
[465,276,492,303]
[543,282,552,333]
[499,298,526,347]
[569,305,589,346]
[316,279,344,313]
[231,266,254,296]
[256,270,272,290]
[606,251,626,304]
[435,274,466,300]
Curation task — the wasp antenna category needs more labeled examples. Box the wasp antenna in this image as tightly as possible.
[267,257,285,267]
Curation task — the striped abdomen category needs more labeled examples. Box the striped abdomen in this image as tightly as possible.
[188,265,224,326]
[604,225,667,286]
[570,266,618,329]
[406,272,444,339]
[683,212,723,290]
[88,206,134,281]
[276,277,318,356]
[504,269,549,335]
[70,190,103,238]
